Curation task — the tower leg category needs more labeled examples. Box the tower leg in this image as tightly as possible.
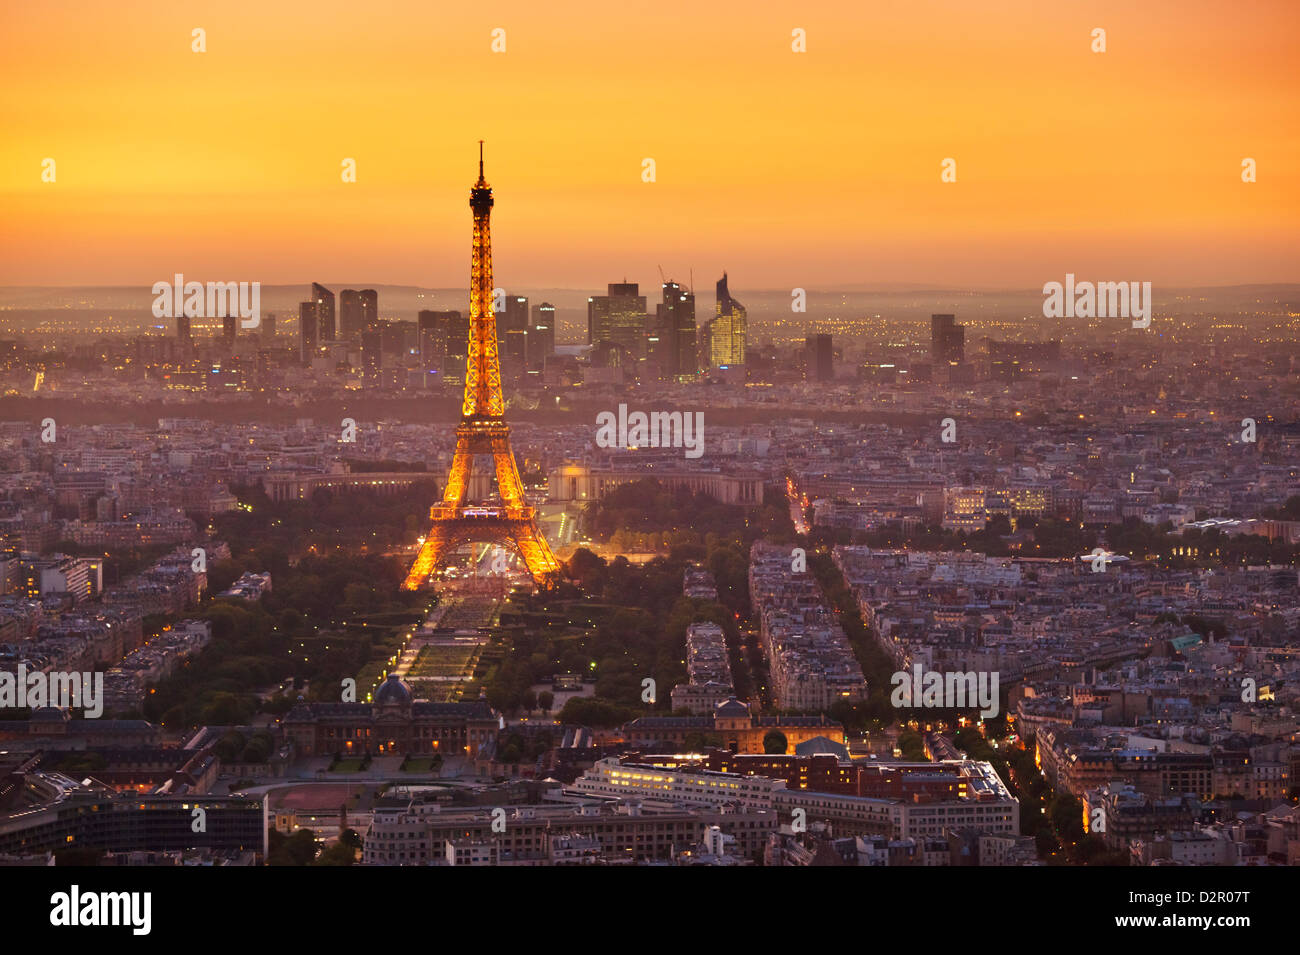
[403,524,454,591]
[443,434,474,506]
[491,432,526,509]
[512,521,562,583]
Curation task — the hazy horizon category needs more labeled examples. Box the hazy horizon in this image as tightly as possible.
[4,281,1300,293]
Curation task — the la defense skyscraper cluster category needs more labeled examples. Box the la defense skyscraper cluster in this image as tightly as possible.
[586,272,746,380]
[403,144,561,589]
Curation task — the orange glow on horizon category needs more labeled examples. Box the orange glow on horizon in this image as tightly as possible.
[1,0,1297,287]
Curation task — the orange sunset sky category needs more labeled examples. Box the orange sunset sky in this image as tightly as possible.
[1,0,1297,289]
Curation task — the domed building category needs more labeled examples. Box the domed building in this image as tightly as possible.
[373,673,414,707]
[623,696,843,754]
[283,674,498,759]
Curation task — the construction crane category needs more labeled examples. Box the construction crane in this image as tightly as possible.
[657,265,694,295]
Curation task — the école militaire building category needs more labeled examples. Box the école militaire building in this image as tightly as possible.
[282,674,499,758]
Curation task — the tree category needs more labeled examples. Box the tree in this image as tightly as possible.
[268,828,319,866]
[240,735,271,763]
[200,691,254,726]
[558,697,635,728]
[1049,792,1085,847]
[683,731,722,751]
[898,730,927,761]
[313,831,360,866]
[566,548,608,590]
[537,690,554,713]
[763,730,788,755]
[213,730,246,762]
[1077,833,1115,864]
[278,608,305,635]
[343,581,375,610]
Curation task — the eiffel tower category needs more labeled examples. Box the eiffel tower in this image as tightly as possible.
[402,144,562,591]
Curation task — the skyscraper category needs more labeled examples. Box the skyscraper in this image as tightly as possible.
[380,318,408,361]
[311,283,336,342]
[657,281,696,379]
[444,310,469,385]
[417,310,442,383]
[707,272,746,368]
[361,328,382,384]
[418,309,467,386]
[261,312,276,342]
[931,313,965,364]
[299,301,318,362]
[501,294,529,378]
[588,282,647,361]
[359,289,378,333]
[530,303,556,368]
[339,289,362,341]
[805,334,833,381]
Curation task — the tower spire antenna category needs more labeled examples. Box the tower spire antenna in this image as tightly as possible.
[478,140,485,181]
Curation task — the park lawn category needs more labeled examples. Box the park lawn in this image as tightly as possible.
[401,758,439,772]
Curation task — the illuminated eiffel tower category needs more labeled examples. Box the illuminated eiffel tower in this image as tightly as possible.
[402,144,561,591]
